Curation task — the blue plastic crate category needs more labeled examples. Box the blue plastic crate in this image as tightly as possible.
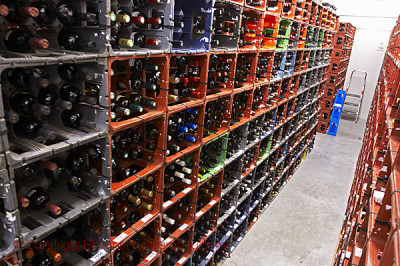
[331,104,342,120]
[328,89,347,136]
[327,118,340,136]
[277,52,287,79]
[172,0,213,53]
[283,51,296,78]
[334,90,347,105]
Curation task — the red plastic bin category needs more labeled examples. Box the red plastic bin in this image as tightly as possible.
[206,52,237,97]
[230,88,254,130]
[165,102,205,164]
[162,148,200,212]
[235,52,258,90]
[111,215,161,264]
[109,115,166,193]
[167,54,208,110]
[203,93,232,144]
[108,55,168,133]
[161,190,196,250]
[281,0,297,19]
[110,171,163,249]
[238,9,264,51]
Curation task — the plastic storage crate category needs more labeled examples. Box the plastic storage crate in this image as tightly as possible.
[108,55,168,133]
[109,115,166,193]
[1,59,109,167]
[0,0,109,66]
[14,138,110,246]
[211,1,241,51]
[198,133,228,183]
[108,0,173,56]
[172,0,213,53]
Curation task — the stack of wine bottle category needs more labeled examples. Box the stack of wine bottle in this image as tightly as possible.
[317,22,356,134]
[0,0,337,265]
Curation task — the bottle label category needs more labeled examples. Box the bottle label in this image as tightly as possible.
[195,210,204,218]
[145,251,158,262]
[112,232,128,243]
[141,213,153,223]
[163,200,173,208]
[181,187,191,194]
[178,257,187,264]
[163,237,173,246]
[179,223,189,231]
[89,249,108,263]
[118,38,134,48]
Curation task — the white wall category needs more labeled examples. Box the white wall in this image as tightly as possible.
[329,0,400,119]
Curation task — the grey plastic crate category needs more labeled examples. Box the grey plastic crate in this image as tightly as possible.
[0,169,17,212]
[0,92,4,118]
[10,138,110,246]
[0,59,109,167]
[210,1,241,51]
[0,210,21,257]
[0,58,109,106]
[218,183,239,225]
[0,0,109,65]
[225,124,248,166]
[107,0,173,56]
[241,167,255,191]
[17,202,110,265]
[224,153,243,182]
[0,154,6,171]
[0,119,10,153]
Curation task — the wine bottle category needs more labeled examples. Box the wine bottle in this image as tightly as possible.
[61,109,96,130]
[9,92,50,116]
[60,84,97,105]
[3,26,49,52]
[65,151,97,176]
[3,0,39,22]
[0,4,8,16]
[6,67,49,88]
[25,187,62,215]
[111,9,131,27]
[131,32,160,48]
[130,11,146,27]
[111,34,134,49]
[37,88,72,111]
[58,30,97,51]
[31,1,56,24]
[56,4,97,26]
[129,93,144,112]
[150,11,164,29]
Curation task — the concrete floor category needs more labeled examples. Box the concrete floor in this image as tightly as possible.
[224,118,367,266]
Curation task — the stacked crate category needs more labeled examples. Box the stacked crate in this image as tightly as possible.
[333,16,400,265]
[0,0,338,265]
[318,22,356,133]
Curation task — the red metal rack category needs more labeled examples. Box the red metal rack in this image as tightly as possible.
[333,16,400,265]
[318,22,356,134]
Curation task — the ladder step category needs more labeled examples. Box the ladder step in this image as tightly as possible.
[344,102,359,107]
[346,93,362,98]
[342,110,358,115]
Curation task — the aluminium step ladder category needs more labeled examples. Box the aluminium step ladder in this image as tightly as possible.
[342,70,367,123]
